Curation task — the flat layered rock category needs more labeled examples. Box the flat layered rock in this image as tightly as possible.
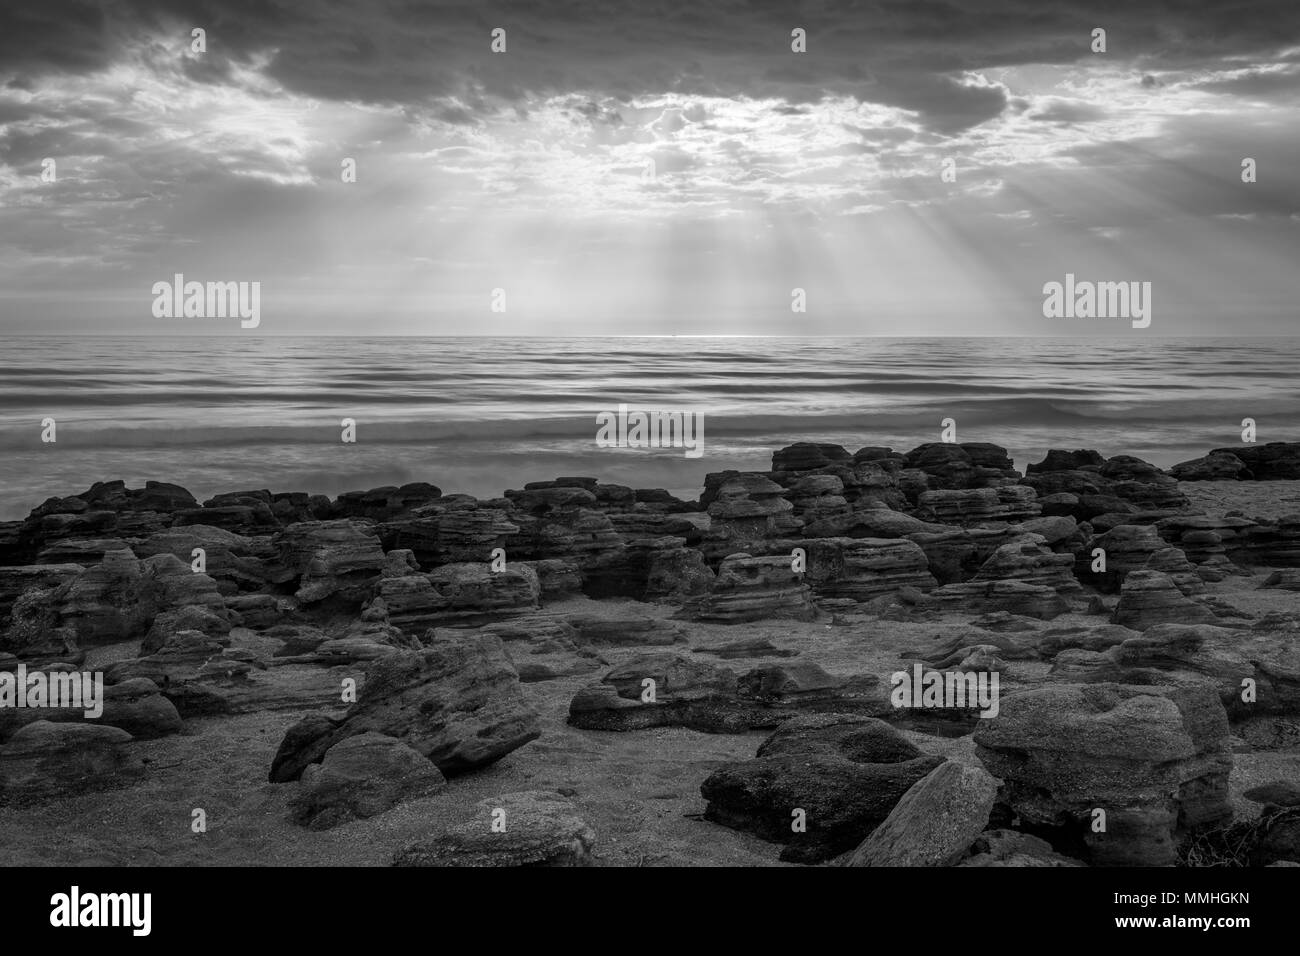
[801,537,938,601]
[567,655,888,733]
[379,563,540,631]
[917,486,1040,525]
[1111,570,1218,630]
[678,553,822,623]
[930,580,1070,620]
[393,790,595,867]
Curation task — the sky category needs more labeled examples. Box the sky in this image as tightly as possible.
[0,0,1297,336]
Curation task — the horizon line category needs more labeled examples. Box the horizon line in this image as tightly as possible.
[3,332,1300,339]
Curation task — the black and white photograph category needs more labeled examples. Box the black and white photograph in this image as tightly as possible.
[0,0,1295,928]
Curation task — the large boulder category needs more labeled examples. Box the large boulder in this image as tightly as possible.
[269,634,541,782]
[973,683,1233,865]
[845,761,998,867]
[700,714,945,863]
[0,721,145,804]
[292,732,446,830]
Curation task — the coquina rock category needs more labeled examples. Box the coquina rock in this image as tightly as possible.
[1076,524,1166,593]
[34,537,130,565]
[916,486,1040,525]
[771,442,853,474]
[0,720,145,805]
[1049,622,1300,719]
[904,528,1008,584]
[0,675,181,741]
[970,535,1082,595]
[844,760,998,867]
[930,580,1070,620]
[292,732,446,831]
[643,546,715,602]
[2,550,228,653]
[1260,569,1300,592]
[678,553,822,623]
[332,482,443,521]
[700,473,802,561]
[507,503,631,596]
[1026,449,1106,474]
[800,537,937,601]
[378,563,540,631]
[273,520,387,605]
[1211,442,1300,480]
[385,499,519,567]
[176,491,282,535]
[1156,514,1256,566]
[445,617,605,683]
[959,829,1085,867]
[780,474,850,522]
[1111,570,1217,630]
[134,525,273,594]
[1169,451,1253,481]
[514,557,584,598]
[973,682,1233,866]
[902,442,1021,490]
[393,790,596,867]
[1142,547,1206,596]
[803,505,947,540]
[269,633,540,782]
[567,655,888,733]
[0,564,82,626]
[1234,516,1300,568]
[1038,623,1141,658]
[700,714,945,863]
[6,480,197,564]
[1021,452,1188,521]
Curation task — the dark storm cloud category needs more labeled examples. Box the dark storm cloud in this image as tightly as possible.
[5,0,1300,133]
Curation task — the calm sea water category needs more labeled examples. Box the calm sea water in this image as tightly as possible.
[1,336,1296,520]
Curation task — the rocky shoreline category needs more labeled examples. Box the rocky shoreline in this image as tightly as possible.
[1,439,1299,867]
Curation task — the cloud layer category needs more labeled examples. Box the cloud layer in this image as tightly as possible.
[2,0,1297,334]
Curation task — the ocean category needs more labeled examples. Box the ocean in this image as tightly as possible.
[1,335,1296,520]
